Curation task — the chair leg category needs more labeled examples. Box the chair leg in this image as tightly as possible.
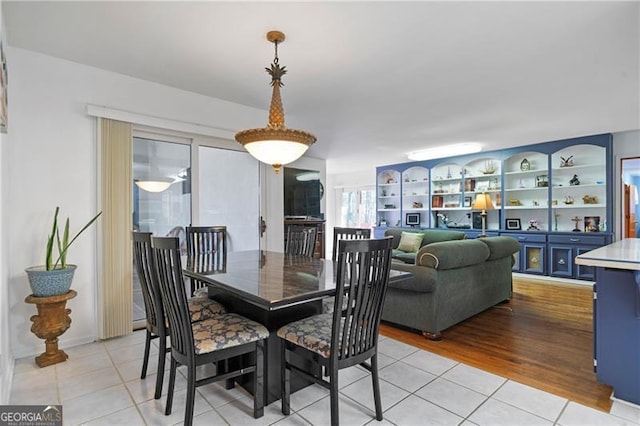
[184,362,196,426]
[141,330,151,379]
[165,357,177,415]
[281,341,290,415]
[329,366,339,426]
[154,333,166,399]
[371,353,383,421]
[253,341,265,418]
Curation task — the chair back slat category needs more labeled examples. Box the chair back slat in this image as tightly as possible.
[332,227,371,260]
[185,226,227,294]
[152,236,194,360]
[286,226,317,257]
[332,237,393,362]
[132,231,164,333]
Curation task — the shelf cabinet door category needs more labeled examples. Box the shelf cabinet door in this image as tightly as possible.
[575,246,597,280]
[522,243,546,274]
[549,245,574,278]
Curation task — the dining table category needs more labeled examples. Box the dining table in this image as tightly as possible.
[182,249,412,404]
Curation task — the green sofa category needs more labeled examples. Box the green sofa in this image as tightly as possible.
[384,227,466,263]
[382,235,520,340]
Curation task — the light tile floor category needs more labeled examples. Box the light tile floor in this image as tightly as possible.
[10,330,640,425]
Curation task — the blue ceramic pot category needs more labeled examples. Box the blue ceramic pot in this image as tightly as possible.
[25,265,76,297]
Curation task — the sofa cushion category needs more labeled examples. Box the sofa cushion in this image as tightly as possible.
[479,236,520,260]
[417,239,490,270]
[397,231,424,252]
[384,227,466,250]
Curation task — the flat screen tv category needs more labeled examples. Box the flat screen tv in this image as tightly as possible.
[283,167,322,218]
[406,212,420,226]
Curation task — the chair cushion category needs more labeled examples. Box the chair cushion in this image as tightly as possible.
[277,313,345,358]
[397,232,424,253]
[192,313,269,354]
[187,297,226,322]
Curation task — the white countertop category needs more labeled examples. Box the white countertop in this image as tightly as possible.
[575,238,640,271]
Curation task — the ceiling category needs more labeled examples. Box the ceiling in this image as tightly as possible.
[3,1,639,174]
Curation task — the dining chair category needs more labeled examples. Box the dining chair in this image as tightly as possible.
[331,227,371,260]
[151,236,268,426]
[132,231,227,400]
[324,226,373,313]
[285,225,317,257]
[277,236,394,426]
[185,226,227,297]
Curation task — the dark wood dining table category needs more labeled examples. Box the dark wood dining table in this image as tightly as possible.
[183,250,412,404]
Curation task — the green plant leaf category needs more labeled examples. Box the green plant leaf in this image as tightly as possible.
[52,211,102,269]
[45,207,59,271]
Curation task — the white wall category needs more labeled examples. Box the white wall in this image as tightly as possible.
[0,4,13,404]
[5,46,278,359]
[612,130,640,240]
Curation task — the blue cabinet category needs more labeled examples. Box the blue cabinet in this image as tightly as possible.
[548,234,609,280]
[502,232,547,275]
[593,267,640,405]
[376,133,613,280]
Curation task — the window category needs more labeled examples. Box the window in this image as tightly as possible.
[339,186,376,228]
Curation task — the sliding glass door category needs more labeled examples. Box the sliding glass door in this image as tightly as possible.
[131,134,261,325]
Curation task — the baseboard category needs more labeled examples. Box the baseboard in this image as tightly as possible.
[513,272,594,287]
[12,334,98,361]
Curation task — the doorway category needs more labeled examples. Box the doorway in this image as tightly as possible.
[620,157,640,238]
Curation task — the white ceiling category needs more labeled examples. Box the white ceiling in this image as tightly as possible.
[3,1,639,174]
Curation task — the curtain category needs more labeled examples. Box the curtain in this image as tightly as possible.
[98,118,133,339]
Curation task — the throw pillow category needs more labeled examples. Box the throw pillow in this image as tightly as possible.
[397,232,424,253]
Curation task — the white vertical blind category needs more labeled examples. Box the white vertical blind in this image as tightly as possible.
[98,118,133,339]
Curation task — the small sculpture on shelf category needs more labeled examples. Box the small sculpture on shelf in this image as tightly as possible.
[560,156,574,167]
[412,201,423,208]
[564,196,574,205]
[582,195,598,204]
[481,160,497,175]
[527,220,540,231]
[509,199,522,206]
[571,216,582,232]
[381,189,387,196]
[569,174,580,186]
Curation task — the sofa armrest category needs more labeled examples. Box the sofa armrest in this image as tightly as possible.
[479,236,520,260]
[416,239,490,270]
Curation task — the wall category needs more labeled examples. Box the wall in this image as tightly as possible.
[612,130,640,240]
[5,46,277,359]
[0,4,13,404]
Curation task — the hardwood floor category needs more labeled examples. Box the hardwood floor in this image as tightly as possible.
[379,275,614,412]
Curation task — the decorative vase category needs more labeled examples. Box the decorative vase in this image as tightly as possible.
[25,265,76,297]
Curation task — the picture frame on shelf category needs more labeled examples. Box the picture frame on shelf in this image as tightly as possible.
[506,218,521,230]
[584,216,600,232]
[463,196,472,207]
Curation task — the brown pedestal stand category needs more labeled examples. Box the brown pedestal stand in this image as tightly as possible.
[24,290,77,367]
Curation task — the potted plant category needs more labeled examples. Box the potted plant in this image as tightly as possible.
[25,207,102,297]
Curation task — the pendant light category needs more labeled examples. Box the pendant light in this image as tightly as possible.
[235,30,316,174]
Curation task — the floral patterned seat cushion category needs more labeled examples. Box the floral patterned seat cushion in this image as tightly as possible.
[277,314,347,359]
[192,313,269,354]
[187,297,226,322]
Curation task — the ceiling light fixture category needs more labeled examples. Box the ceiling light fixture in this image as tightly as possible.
[135,178,173,193]
[235,30,316,174]
[407,142,482,161]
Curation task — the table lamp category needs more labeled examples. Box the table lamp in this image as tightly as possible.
[472,192,495,237]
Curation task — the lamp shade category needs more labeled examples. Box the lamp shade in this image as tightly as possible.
[472,193,495,211]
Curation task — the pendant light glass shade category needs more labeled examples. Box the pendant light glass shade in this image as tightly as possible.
[235,30,316,174]
[135,179,172,193]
